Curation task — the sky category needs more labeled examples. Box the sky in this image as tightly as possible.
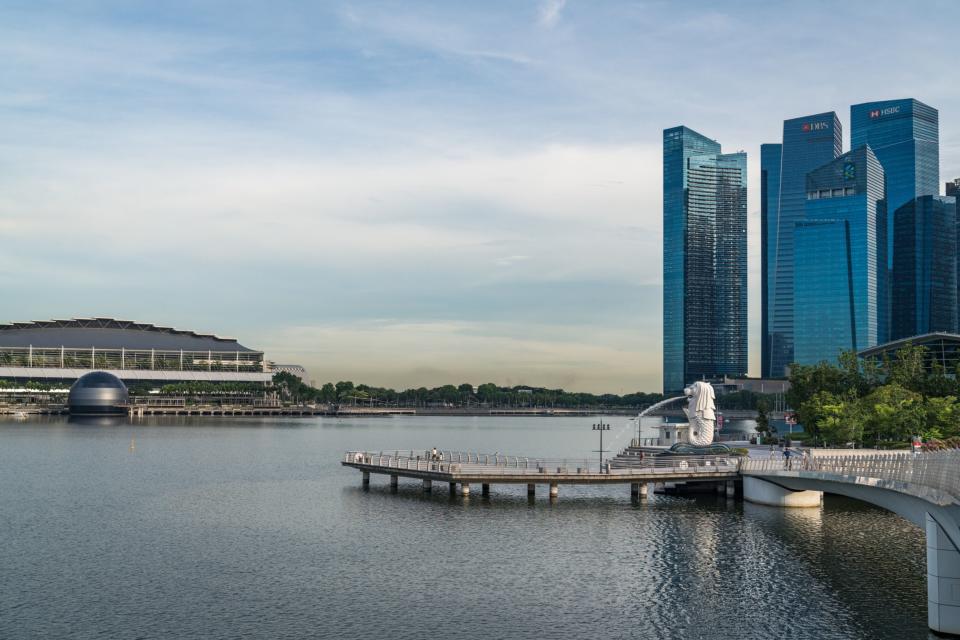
[1,1,959,393]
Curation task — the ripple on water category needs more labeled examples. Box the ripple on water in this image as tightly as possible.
[0,417,935,639]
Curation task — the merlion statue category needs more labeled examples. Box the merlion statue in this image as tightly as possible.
[684,381,716,446]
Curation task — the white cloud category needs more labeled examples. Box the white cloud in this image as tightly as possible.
[537,0,567,29]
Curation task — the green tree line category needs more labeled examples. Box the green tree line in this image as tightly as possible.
[270,373,668,408]
[787,346,960,447]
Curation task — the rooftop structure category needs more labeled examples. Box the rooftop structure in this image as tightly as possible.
[0,318,271,384]
[858,332,960,371]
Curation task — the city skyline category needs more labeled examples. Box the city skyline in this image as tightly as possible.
[2,2,960,392]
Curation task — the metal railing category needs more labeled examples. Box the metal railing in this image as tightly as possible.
[741,450,960,498]
[344,450,739,476]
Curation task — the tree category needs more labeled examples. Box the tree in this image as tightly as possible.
[802,391,863,446]
[319,383,336,403]
[335,381,355,399]
[861,384,924,444]
[755,399,770,439]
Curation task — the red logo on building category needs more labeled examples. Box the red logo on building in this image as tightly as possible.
[870,109,880,118]
[802,123,810,132]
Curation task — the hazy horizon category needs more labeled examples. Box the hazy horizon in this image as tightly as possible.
[2,1,959,393]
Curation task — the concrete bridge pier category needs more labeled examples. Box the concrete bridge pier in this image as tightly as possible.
[527,483,535,497]
[726,481,735,498]
[482,483,490,496]
[361,471,370,487]
[390,475,398,490]
[449,482,456,496]
[549,483,559,499]
[460,483,470,497]
[927,514,960,635]
[422,479,432,492]
[742,477,821,507]
[631,483,648,500]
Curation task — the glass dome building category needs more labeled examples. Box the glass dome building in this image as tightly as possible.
[68,371,129,415]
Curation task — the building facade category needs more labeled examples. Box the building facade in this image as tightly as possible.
[852,99,939,257]
[793,146,885,366]
[662,126,747,393]
[892,196,958,339]
[0,318,272,384]
[760,143,782,378]
[762,112,842,376]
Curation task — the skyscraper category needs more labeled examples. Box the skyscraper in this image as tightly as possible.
[760,143,782,378]
[851,99,939,343]
[851,98,939,231]
[793,146,885,366]
[892,195,958,339]
[763,112,842,376]
[662,126,747,393]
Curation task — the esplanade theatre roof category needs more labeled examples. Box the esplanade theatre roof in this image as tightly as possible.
[0,318,257,352]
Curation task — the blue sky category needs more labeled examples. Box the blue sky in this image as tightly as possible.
[1,1,958,392]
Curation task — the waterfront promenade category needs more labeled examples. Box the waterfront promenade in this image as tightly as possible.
[343,449,738,497]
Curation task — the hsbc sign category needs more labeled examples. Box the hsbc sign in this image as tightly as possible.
[802,121,830,132]
[869,106,901,118]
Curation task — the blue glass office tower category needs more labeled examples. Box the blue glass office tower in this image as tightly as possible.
[892,196,958,339]
[852,99,938,343]
[793,146,885,365]
[760,143,781,378]
[762,113,842,376]
[663,127,747,393]
[852,99,939,250]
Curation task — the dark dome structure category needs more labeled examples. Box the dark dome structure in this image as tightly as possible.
[68,371,129,415]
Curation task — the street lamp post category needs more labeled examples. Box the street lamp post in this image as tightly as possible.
[593,420,610,471]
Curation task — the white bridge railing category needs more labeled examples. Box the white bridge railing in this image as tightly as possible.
[344,450,739,476]
[741,450,960,499]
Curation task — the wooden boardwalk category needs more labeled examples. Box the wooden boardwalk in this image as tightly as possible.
[342,449,739,498]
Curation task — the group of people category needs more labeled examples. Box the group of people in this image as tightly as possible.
[429,447,443,463]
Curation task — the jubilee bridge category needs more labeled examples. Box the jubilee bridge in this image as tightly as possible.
[344,448,960,636]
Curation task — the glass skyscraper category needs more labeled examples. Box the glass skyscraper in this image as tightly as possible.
[662,126,747,393]
[852,98,939,249]
[760,143,781,378]
[852,99,939,343]
[762,112,842,376]
[793,146,885,366]
[892,195,958,339]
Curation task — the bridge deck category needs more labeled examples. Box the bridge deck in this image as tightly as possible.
[342,450,739,485]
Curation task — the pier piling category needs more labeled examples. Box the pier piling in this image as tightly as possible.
[423,479,432,492]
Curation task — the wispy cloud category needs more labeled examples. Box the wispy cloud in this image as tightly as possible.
[537,0,567,28]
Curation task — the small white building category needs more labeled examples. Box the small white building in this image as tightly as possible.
[657,421,691,446]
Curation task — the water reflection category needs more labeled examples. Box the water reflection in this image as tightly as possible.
[67,415,130,427]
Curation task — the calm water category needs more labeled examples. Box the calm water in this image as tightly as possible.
[0,415,931,639]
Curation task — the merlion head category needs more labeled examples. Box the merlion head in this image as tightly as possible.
[684,381,715,411]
